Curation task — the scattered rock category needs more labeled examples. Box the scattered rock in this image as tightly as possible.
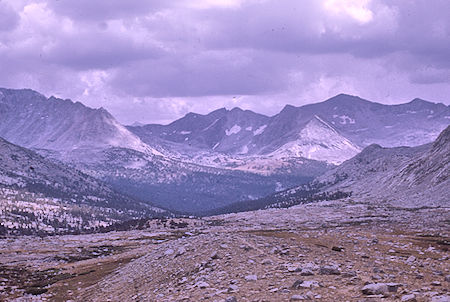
[290,295,306,301]
[194,281,209,288]
[431,281,441,286]
[175,247,186,257]
[406,255,416,263]
[164,249,174,256]
[228,284,239,292]
[300,269,314,276]
[319,265,341,275]
[291,280,304,289]
[361,283,398,296]
[373,267,384,273]
[261,259,273,265]
[401,294,417,301]
[225,296,237,302]
[431,296,450,302]
[331,246,344,252]
[210,251,220,260]
[342,271,357,278]
[280,249,290,255]
[244,274,257,281]
[240,245,252,251]
[292,279,319,289]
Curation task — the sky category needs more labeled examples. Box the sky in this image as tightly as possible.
[0,0,449,124]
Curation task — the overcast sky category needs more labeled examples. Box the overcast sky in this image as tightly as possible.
[0,0,449,124]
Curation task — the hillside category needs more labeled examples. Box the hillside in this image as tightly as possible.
[0,137,166,235]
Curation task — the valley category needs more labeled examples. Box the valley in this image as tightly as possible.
[1,88,448,220]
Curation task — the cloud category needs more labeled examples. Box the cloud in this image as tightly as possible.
[111,49,292,97]
[0,0,19,31]
[0,0,449,125]
[46,0,169,21]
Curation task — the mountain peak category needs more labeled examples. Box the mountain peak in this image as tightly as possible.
[279,104,298,115]
[409,98,429,104]
[230,107,243,112]
[324,93,370,105]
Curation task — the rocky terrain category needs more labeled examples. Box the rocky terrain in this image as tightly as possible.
[0,199,448,301]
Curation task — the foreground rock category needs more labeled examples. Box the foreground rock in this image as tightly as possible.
[0,200,448,301]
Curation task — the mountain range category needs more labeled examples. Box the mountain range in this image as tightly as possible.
[0,87,448,216]
[215,125,449,214]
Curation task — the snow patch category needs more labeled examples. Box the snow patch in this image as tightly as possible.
[179,131,191,135]
[253,125,267,135]
[245,126,253,131]
[239,145,249,154]
[335,115,355,125]
[226,125,241,136]
[275,182,284,192]
[212,142,220,150]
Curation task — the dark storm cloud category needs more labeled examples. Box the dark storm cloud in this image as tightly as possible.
[0,0,449,124]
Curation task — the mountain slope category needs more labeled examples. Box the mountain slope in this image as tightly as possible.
[73,147,326,213]
[301,125,449,207]
[0,137,166,234]
[267,115,361,164]
[0,88,155,154]
[219,125,449,213]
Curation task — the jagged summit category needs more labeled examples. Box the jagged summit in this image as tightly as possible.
[0,88,154,155]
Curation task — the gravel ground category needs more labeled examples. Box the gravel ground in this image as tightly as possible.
[1,200,449,302]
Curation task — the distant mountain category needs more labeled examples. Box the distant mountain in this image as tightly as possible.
[265,115,361,164]
[0,136,166,235]
[229,125,449,213]
[0,88,330,213]
[273,94,449,148]
[0,88,158,155]
[2,88,448,214]
[129,94,449,165]
[128,107,270,155]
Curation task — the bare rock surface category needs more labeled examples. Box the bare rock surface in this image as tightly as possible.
[0,200,448,301]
